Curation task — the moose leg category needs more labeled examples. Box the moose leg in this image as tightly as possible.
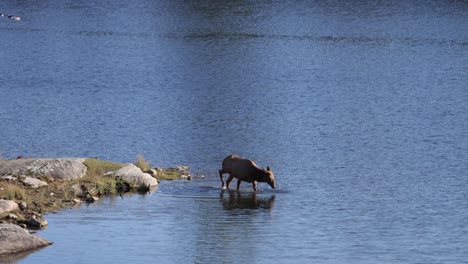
[219,169,225,188]
[252,181,257,191]
[237,180,242,191]
[226,175,234,189]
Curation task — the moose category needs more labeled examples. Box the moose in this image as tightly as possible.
[219,154,276,191]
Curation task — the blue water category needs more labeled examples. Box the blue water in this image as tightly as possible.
[1,0,467,263]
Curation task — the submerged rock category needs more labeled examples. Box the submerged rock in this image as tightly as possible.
[0,200,19,214]
[0,224,52,254]
[112,164,158,187]
[0,158,87,180]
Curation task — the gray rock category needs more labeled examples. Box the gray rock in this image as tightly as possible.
[0,224,52,254]
[21,177,48,188]
[112,164,158,187]
[176,166,189,172]
[170,166,190,177]
[26,215,48,228]
[6,214,18,220]
[85,196,99,203]
[0,175,17,181]
[19,202,27,211]
[0,200,19,214]
[0,158,87,180]
[69,184,82,196]
[147,169,158,176]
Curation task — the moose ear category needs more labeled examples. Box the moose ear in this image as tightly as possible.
[267,166,271,171]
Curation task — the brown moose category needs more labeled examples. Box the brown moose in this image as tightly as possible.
[219,154,276,191]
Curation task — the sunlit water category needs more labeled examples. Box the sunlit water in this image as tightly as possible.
[1,0,467,263]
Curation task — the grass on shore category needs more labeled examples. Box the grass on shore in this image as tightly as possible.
[0,158,186,225]
[82,159,126,195]
[155,168,185,181]
[134,153,151,172]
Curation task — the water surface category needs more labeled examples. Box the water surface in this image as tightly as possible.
[0,0,467,263]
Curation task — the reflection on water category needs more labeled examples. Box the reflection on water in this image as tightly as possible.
[0,248,43,264]
[220,190,275,211]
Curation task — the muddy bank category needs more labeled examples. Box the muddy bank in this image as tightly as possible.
[0,157,190,255]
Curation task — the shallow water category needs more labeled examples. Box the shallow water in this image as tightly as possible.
[1,0,467,263]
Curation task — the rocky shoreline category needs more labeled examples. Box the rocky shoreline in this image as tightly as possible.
[0,157,189,255]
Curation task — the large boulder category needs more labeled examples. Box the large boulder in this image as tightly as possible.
[0,224,52,254]
[0,200,19,214]
[113,164,158,187]
[0,158,87,180]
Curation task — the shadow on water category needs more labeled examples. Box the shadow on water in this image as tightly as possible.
[219,190,275,211]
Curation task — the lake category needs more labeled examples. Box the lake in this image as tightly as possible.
[1,0,467,263]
